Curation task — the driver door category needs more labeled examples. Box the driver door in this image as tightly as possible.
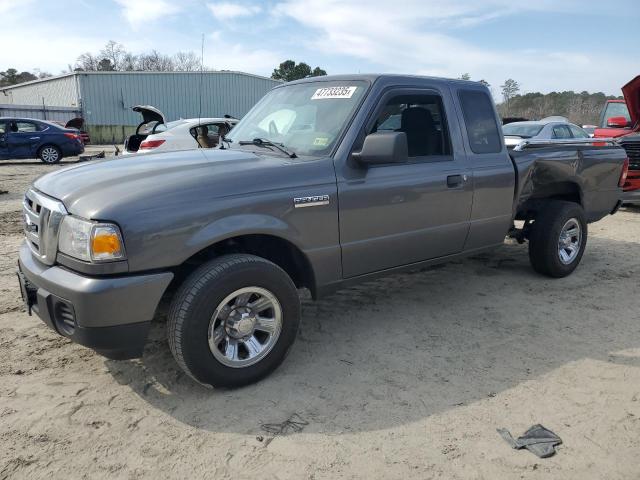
[337,87,473,278]
[7,121,41,158]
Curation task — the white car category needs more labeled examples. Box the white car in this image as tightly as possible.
[123,106,238,155]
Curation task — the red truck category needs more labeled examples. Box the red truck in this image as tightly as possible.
[595,75,640,199]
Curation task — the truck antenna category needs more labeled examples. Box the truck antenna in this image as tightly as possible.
[198,33,205,126]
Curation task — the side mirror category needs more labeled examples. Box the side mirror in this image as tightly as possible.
[352,132,408,165]
[607,116,630,128]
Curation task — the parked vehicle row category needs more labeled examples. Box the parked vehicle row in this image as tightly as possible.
[0,118,84,163]
[17,74,628,388]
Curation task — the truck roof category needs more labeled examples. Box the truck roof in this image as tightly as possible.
[283,73,485,89]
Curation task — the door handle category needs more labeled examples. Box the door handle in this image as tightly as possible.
[30,137,40,140]
[447,174,463,188]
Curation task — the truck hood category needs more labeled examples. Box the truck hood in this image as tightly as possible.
[622,75,640,130]
[33,149,317,220]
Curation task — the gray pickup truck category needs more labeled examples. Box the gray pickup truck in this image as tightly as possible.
[17,75,627,388]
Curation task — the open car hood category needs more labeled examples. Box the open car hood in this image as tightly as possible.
[64,117,84,130]
[622,75,640,130]
[132,105,166,125]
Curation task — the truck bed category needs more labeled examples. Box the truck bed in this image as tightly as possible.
[509,140,625,223]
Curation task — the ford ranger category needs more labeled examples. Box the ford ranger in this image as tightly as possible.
[17,75,628,388]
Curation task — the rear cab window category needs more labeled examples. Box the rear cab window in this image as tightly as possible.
[458,90,502,154]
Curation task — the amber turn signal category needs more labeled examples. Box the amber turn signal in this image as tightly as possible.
[91,226,124,260]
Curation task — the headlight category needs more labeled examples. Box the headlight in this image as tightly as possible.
[58,216,126,262]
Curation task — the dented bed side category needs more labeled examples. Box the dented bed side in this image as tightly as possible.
[510,144,625,223]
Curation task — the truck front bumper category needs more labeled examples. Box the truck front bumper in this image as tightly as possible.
[17,242,173,359]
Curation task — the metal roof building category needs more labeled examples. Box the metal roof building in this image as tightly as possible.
[0,71,280,143]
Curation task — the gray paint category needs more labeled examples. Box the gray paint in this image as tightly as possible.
[19,242,172,328]
[21,74,626,351]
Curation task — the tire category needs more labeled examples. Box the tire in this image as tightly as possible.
[168,254,300,388]
[38,145,62,164]
[528,200,587,278]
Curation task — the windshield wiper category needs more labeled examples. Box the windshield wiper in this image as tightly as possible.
[238,138,297,158]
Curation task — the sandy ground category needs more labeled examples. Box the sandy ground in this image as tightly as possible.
[1,153,639,479]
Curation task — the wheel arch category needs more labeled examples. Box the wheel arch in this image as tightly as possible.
[168,232,317,300]
[516,181,584,221]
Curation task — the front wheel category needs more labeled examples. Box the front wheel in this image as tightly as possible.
[168,254,300,388]
[38,145,62,164]
[528,200,587,278]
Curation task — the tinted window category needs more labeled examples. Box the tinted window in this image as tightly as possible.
[371,94,452,157]
[459,90,502,154]
[552,125,572,139]
[569,124,589,138]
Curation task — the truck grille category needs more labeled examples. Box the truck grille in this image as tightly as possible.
[620,140,640,170]
[23,189,67,265]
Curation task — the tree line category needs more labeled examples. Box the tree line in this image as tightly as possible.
[460,74,621,125]
[74,41,203,72]
[1,40,327,87]
[73,42,329,82]
[0,68,52,87]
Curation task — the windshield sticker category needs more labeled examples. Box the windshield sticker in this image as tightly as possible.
[313,137,329,147]
[311,86,358,100]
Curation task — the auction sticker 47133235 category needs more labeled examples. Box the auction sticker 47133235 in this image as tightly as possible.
[311,86,358,100]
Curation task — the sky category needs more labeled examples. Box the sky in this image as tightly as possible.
[1,0,639,96]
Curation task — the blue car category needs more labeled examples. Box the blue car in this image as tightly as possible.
[0,117,85,163]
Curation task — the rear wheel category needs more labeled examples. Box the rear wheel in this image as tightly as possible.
[38,145,61,164]
[528,200,587,278]
[168,254,300,388]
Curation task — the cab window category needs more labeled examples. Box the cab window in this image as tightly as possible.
[458,90,502,154]
[370,94,452,158]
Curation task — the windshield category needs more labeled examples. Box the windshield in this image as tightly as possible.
[502,123,544,137]
[226,80,369,156]
[601,102,630,127]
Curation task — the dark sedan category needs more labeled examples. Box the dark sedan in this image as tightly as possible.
[0,117,84,163]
